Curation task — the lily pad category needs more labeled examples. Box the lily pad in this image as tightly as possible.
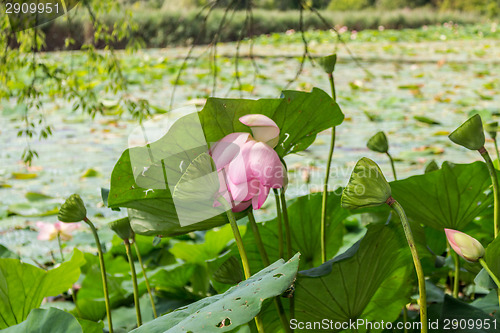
[130,253,300,333]
[390,161,492,230]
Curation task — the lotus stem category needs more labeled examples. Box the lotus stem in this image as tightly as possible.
[479,258,500,308]
[124,239,142,327]
[386,152,397,180]
[57,232,65,262]
[133,241,157,318]
[279,189,295,326]
[452,250,460,298]
[387,198,427,333]
[479,147,499,238]
[83,217,113,333]
[248,211,291,333]
[321,72,337,264]
[494,139,500,165]
[273,189,284,259]
[279,189,293,259]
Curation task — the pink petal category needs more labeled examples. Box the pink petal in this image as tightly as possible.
[247,142,284,188]
[252,182,270,210]
[210,133,250,170]
[445,228,464,257]
[231,200,252,212]
[226,140,255,185]
[239,114,280,148]
[228,177,260,203]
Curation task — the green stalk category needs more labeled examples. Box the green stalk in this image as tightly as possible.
[386,152,397,180]
[83,217,113,333]
[388,199,427,333]
[279,189,294,326]
[320,72,337,264]
[219,199,251,280]
[273,189,284,259]
[248,211,291,333]
[124,239,142,327]
[133,241,157,318]
[279,189,293,259]
[57,232,65,262]
[494,139,500,165]
[479,147,499,238]
[452,250,460,298]
[479,258,500,308]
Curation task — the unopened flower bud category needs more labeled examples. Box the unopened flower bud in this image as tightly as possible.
[58,194,87,223]
[445,228,485,262]
[367,131,389,154]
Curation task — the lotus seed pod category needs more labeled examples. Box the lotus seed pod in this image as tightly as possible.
[58,194,87,223]
[367,131,389,154]
[445,228,485,262]
[449,114,485,151]
[109,217,134,240]
[485,121,498,140]
[318,54,337,74]
[341,157,391,210]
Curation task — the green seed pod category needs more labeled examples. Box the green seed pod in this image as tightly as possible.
[448,114,485,151]
[485,121,498,140]
[109,217,134,241]
[318,54,337,74]
[341,157,391,210]
[424,160,439,173]
[58,194,87,223]
[367,131,389,153]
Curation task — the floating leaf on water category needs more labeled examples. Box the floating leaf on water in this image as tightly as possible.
[81,168,102,178]
[25,192,53,201]
[414,116,441,125]
[11,172,38,180]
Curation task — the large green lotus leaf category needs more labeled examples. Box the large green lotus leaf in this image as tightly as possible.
[427,295,499,332]
[242,192,346,272]
[199,88,344,157]
[0,249,86,329]
[1,308,83,333]
[294,223,412,332]
[108,89,343,236]
[484,236,500,280]
[130,253,300,333]
[390,161,492,230]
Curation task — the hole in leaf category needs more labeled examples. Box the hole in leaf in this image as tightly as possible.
[216,318,232,328]
[273,273,284,278]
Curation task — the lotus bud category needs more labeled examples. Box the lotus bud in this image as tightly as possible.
[445,228,485,262]
[425,160,439,173]
[448,114,485,151]
[318,54,337,74]
[485,121,498,140]
[367,131,389,154]
[58,194,87,223]
[109,217,134,241]
[341,157,391,210]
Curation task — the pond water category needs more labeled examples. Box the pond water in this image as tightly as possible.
[1,36,499,261]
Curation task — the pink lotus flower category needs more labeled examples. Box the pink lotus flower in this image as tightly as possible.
[36,221,81,241]
[211,114,286,212]
[445,228,485,262]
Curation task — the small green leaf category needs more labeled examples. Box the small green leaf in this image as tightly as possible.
[414,115,441,125]
[425,160,439,173]
[366,131,388,153]
[317,54,337,74]
[341,158,391,210]
[58,194,87,223]
[449,114,485,151]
